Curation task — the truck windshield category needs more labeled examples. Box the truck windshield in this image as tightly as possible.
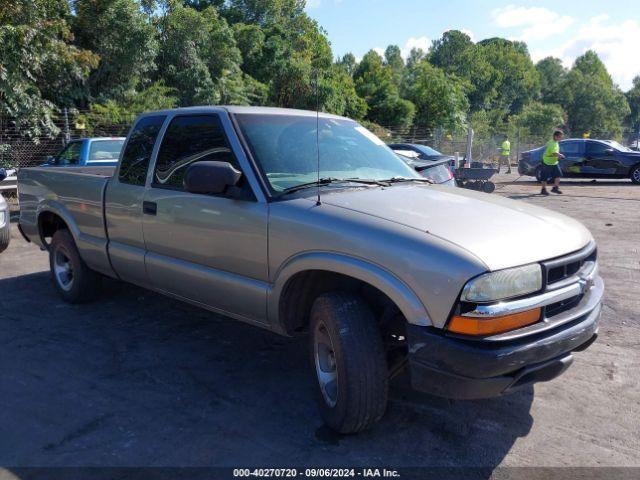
[88,139,125,161]
[234,114,420,194]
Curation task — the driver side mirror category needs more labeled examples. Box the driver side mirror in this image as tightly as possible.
[605,148,615,155]
[184,161,242,195]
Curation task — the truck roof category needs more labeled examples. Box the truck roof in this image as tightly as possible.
[138,105,348,120]
[72,137,126,142]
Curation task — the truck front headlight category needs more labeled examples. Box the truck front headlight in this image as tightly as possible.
[461,263,542,303]
[0,210,5,228]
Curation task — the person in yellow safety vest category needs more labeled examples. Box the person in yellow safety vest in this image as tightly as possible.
[500,138,511,173]
[540,130,565,196]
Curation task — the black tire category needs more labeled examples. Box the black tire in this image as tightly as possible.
[630,165,640,185]
[535,165,543,182]
[49,229,101,303]
[309,292,388,433]
[0,225,9,254]
[482,181,496,193]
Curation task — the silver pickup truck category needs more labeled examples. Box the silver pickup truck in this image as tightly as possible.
[18,106,603,433]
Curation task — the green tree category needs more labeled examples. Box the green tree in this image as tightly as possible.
[354,50,414,127]
[0,0,97,138]
[509,102,565,143]
[404,60,469,132]
[625,76,640,136]
[536,57,567,105]
[561,51,630,137]
[224,0,305,25]
[429,30,496,113]
[384,45,404,86]
[73,0,158,103]
[336,53,357,76]
[78,81,178,135]
[476,38,540,114]
[157,3,248,106]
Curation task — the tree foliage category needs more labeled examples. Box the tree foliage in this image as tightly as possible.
[509,102,565,143]
[1,2,637,143]
[560,51,630,137]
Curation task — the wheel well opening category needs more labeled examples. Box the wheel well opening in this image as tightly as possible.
[279,270,409,372]
[38,212,68,248]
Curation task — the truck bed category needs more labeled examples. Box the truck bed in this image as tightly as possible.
[18,166,116,275]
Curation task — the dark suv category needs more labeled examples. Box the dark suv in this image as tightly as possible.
[519,139,640,184]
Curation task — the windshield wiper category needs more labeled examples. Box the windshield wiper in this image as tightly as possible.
[382,176,434,184]
[281,177,388,196]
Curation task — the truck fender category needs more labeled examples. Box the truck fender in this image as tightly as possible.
[268,251,433,331]
[35,200,82,248]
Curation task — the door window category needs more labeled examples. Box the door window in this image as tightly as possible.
[57,142,82,165]
[153,115,239,191]
[560,141,582,155]
[586,142,612,156]
[118,115,166,186]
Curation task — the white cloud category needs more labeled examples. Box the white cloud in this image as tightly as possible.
[372,47,385,58]
[460,29,475,42]
[492,5,574,40]
[531,14,640,90]
[401,36,431,59]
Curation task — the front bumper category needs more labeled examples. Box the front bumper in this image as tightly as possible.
[407,247,603,399]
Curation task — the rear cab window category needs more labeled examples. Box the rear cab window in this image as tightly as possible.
[118,115,166,186]
[88,139,125,162]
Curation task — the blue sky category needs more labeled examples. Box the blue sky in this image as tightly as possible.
[305,0,640,90]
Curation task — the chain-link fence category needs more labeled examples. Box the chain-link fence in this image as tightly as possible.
[2,109,639,171]
[378,124,640,166]
[0,109,131,170]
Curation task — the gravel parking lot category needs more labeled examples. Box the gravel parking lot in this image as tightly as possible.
[0,174,638,475]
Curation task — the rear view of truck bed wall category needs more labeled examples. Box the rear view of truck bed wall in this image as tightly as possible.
[18,166,116,277]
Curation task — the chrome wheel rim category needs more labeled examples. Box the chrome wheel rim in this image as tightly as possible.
[633,169,640,182]
[314,321,338,407]
[53,249,74,291]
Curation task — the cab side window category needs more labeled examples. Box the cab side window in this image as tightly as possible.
[153,115,241,192]
[57,142,82,165]
[586,142,611,156]
[118,115,166,186]
[560,141,581,156]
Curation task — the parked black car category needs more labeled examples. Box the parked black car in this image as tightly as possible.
[388,143,456,187]
[519,139,640,184]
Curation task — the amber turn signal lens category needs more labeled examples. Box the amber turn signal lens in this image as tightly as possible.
[448,308,542,336]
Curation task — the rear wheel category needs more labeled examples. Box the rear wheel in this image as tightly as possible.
[630,165,640,185]
[482,181,496,193]
[309,292,388,433]
[535,165,543,182]
[49,229,101,303]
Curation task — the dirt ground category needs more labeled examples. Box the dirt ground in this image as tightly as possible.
[0,174,638,474]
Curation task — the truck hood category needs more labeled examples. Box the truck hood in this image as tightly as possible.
[321,185,592,271]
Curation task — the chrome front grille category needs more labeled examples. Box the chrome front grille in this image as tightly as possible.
[542,242,597,289]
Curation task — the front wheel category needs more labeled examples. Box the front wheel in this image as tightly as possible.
[309,292,388,433]
[630,165,640,184]
[49,229,101,303]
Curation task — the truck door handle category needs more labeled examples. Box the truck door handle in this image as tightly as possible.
[143,201,157,216]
